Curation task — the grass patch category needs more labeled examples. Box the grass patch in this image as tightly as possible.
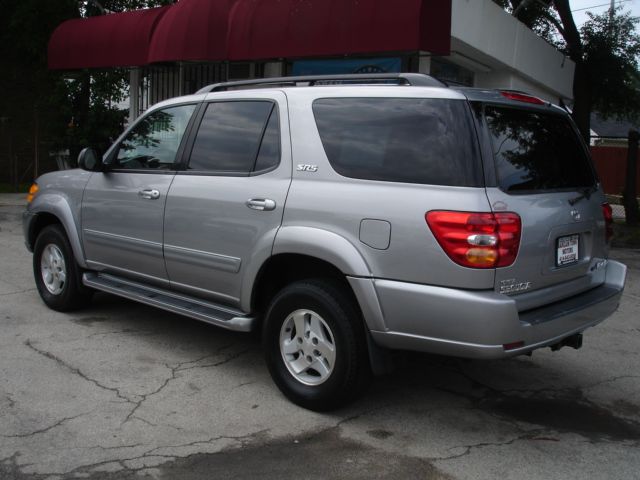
[0,183,30,193]
[613,221,640,249]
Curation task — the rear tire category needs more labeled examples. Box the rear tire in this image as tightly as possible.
[33,225,92,311]
[262,279,371,411]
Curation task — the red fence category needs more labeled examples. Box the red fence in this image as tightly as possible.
[590,146,640,195]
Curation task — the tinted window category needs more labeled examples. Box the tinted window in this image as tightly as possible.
[485,106,596,192]
[115,104,195,170]
[312,98,481,186]
[254,109,280,172]
[188,101,275,172]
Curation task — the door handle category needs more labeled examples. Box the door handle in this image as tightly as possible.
[138,189,160,200]
[246,198,276,211]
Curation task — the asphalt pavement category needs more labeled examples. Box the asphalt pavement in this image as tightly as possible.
[1,193,639,480]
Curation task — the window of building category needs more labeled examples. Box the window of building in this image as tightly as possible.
[430,58,475,87]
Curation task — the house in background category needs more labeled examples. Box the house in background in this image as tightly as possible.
[48,0,575,122]
[591,112,639,147]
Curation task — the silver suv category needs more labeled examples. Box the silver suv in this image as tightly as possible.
[23,74,627,410]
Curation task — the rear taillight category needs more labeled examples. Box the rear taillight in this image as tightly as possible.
[499,91,545,105]
[602,203,613,243]
[425,211,522,269]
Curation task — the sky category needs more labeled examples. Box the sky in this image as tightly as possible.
[570,0,640,26]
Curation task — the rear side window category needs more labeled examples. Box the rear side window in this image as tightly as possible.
[188,101,278,173]
[485,106,596,192]
[312,98,481,186]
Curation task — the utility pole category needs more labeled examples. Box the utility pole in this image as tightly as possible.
[624,130,639,226]
[34,106,39,179]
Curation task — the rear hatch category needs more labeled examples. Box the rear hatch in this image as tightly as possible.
[478,100,609,310]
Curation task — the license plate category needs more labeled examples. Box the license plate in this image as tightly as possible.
[556,234,579,267]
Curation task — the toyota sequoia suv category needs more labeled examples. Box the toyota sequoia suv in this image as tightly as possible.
[23,73,627,410]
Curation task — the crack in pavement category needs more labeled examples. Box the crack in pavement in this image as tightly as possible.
[24,339,135,404]
[441,359,640,401]
[431,430,548,462]
[144,429,270,456]
[30,430,270,477]
[0,288,36,297]
[467,373,640,397]
[122,346,251,426]
[170,342,241,371]
[176,348,252,372]
[88,443,147,451]
[1,412,90,439]
[86,329,154,339]
[122,363,177,425]
[231,381,256,391]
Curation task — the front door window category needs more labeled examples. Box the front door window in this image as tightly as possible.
[114,104,196,170]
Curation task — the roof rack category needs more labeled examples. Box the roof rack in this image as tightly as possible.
[196,73,445,94]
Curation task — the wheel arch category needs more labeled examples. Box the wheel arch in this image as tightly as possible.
[251,253,352,315]
[247,226,371,313]
[27,194,87,268]
[247,226,387,335]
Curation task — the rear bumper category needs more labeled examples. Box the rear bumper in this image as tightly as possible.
[361,260,626,359]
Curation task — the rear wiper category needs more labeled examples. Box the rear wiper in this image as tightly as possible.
[568,185,597,206]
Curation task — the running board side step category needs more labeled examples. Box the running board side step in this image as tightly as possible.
[82,272,256,332]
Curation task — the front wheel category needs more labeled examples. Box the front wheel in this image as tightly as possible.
[33,225,92,311]
[262,279,371,411]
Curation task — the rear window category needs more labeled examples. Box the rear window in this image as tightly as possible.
[485,106,596,193]
[312,98,481,186]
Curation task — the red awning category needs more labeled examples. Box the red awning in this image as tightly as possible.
[48,6,171,69]
[227,0,451,61]
[48,0,451,70]
[148,0,233,63]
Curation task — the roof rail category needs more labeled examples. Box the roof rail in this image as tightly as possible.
[196,73,445,94]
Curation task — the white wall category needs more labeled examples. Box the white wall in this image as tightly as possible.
[449,0,574,102]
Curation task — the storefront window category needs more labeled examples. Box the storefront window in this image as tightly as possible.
[430,58,474,87]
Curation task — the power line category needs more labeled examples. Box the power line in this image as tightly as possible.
[571,0,632,13]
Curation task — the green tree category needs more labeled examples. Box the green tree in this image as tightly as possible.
[66,1,176,160]
[0,0,174,187]
[0,0,79,186]
[493,1,640,142]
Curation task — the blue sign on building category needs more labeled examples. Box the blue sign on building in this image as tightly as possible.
[292,58,402,76]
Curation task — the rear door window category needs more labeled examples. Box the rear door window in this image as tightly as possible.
[485,106,596,193]
[187,101,278,173]
[312,98,482,186]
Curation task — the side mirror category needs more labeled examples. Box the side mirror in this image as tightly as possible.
[77,148,103,172]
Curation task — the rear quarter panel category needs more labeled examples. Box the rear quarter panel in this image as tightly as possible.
[281,88,494,290]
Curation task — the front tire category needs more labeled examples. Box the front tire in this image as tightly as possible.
[262,279,371,411]
[33,225,92,311]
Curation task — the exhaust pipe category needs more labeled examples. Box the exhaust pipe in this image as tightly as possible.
[550,333,583,352]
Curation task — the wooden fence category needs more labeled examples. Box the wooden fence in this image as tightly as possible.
[590,146,640,195]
